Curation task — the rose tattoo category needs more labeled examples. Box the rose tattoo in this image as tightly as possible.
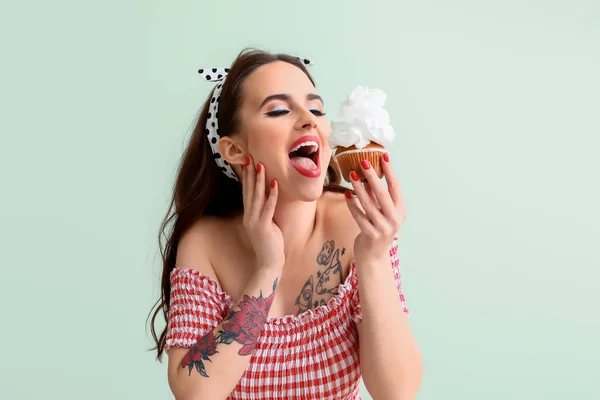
[181,278,278,377]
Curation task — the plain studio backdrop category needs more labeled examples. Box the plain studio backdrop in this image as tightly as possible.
[1,0,598,399]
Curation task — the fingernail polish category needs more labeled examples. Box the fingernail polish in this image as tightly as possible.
[271,179,276,188]
[350,170,359,182]
[241,165,245,170]
[383,153,390,163]
[361,160,371,170]
[345,189,352,199]
[256,163,262,173]
[245,156,251,166]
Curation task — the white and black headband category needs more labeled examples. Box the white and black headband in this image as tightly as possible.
[198,57,314,182]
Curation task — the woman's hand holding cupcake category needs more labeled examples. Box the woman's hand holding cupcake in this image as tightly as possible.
[344,152,407,267]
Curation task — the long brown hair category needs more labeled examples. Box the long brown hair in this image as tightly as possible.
[148,49,347,360]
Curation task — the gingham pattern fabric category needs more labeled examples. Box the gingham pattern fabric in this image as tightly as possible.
[165,236,409,399]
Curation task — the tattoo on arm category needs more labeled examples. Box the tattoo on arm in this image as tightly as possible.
[181,278,278,377]
[295,240,346,314]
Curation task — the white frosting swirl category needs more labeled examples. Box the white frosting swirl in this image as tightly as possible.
[328,86,396,149]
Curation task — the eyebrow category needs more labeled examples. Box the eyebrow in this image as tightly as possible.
[307,93,324,105]
[259,93,325,109]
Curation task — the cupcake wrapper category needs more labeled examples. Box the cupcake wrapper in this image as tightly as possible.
[335,148,386,182]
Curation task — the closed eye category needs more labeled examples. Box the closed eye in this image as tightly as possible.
[265,107,327,118]
[266,109,290,117]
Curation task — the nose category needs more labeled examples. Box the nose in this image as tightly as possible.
[295,107,318,131]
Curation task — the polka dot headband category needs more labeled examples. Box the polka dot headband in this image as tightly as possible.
[198,57,314,182]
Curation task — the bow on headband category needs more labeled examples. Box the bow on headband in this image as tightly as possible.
[198,58,314,182]
[197,67,230,82]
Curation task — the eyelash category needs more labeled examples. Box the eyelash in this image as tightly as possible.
[266,109,327,117]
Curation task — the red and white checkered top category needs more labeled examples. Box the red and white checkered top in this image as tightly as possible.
[165,236,410,399]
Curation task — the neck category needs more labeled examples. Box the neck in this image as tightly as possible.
[273,194,319,259]
[233,191,321,264]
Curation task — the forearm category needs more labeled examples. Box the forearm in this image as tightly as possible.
[169,268,280,400]
[357,258,422,399]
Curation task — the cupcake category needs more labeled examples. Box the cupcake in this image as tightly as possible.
[329,86,396,182]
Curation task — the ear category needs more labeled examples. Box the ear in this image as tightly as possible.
[218,136,246,167]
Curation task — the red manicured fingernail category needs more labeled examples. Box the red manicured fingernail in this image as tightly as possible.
[241,164,245,170]
[350,170,359,182]
[361,160,370,170]
[383,152,390,163]
[345,189,352,199]
[245,156,251,165]
[256,163,262,173]
[271,179,276,188]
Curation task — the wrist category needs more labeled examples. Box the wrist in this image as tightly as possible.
[238,269,280,304]
[257,262,283,274]
[248,266,281,288]
[355,255,389,270]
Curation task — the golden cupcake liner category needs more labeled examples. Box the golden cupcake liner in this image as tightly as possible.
[335,145,386,182]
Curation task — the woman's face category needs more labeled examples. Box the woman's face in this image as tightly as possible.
[236,61,333,201]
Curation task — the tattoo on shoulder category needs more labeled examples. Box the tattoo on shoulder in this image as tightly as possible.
[180,278,278,377]
[295,240,345,315]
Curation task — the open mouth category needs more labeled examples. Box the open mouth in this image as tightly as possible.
[288,141,320,171]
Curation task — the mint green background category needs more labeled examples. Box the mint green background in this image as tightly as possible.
[1,0,598,399]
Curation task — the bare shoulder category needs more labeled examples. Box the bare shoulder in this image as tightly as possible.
[175,215,223,279]
[320,189,361,241]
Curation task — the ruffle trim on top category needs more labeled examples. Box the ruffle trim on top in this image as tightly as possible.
[169,267,236,308]
[168,262,359,328]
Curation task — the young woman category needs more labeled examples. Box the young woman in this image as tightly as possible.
[149,49,422,400]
